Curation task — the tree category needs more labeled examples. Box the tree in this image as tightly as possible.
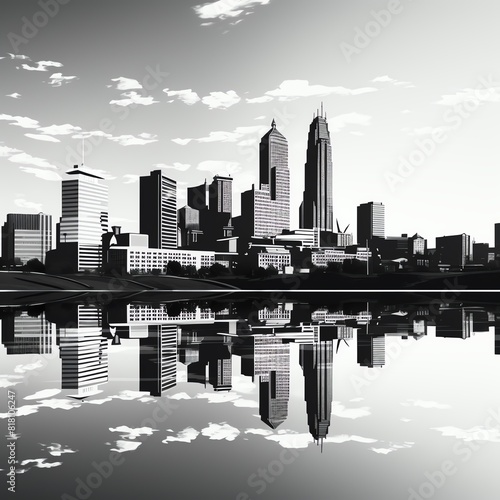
[165,260,182,276]
[265,265,279,276]
[209,263,230,277]
[343,258,366,275]
[24,258,45,273]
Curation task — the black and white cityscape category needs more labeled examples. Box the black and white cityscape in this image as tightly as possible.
[2,1,500,499]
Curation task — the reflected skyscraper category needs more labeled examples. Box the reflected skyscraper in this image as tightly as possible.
[300,341,334,443]
[250,336,291,429]
[140,325,178,395]
[58,305,108,397]
[357,334,385,368]
[299,109,333,231]
[1,310,53,355]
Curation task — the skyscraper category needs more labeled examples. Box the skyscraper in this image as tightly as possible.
[58,165,109,270]
[357,201,385,244]
[300,109,333,232]
[300,340,334,443]
[140,170,177,249]
[209,175,233,215]
[58,305,108,398]
[238,120,290,239]
[2,213,52,264]
[140,325,178,395]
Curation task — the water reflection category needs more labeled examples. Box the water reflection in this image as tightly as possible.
[2,297,500,445]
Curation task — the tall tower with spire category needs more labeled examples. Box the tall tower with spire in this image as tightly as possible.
[238,119,290,239]
[299,105,333,232]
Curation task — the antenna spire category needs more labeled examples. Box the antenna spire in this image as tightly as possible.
[82,136,85,166]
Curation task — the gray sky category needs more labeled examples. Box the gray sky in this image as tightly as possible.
[1,0,499,246]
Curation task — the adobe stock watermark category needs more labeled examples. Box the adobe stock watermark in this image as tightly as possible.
[7,0,71,53]
[340,0,412,63]
[385,75,500,192]
[407,406,500,500]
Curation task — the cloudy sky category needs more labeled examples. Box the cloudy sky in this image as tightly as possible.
[1,0,499,245]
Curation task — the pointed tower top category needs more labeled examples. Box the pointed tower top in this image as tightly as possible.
[271,118,276,129]
[321,102,324,117]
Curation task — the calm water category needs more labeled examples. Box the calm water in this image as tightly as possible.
[2,294,500,500]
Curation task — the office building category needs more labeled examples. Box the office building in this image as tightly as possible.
[2,212,52,265]
[435,234,471,268]
[357,202,385,244]
[299,108,334,231]
[140,170,177,249]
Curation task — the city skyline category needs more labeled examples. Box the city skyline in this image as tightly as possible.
[2,0,500,248]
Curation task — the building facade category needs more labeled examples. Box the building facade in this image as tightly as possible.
[299,110,334,232]
[140,170,177,249]
[357,202,385,244]
[55,165,109,271]
[2,212,52,265]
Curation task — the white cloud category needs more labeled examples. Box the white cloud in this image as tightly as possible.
[8,53,30,60]
[331,402,371,419]
[197,125,265,143]
[402,399,451,410]
[9,152,58,169]
[21,60,63,71]
[432,426,500,443]
[0,374,23,388]
[246,96,273,104]
[254,115,266,120]
[109,133,158,146]
[263,80,377,101]
[0,145,22,157]
[0,404,40,419]
[123,174,140,184]
[265,432,311,449]
[437,85,500,106]
[372,75,414,88]
[154,163,191,172]
[0,113,39,129]
[19,167,62,181]
[326,434,378,444]
[109,426,157,440]
[20,458,62,469]
[370,442,414,454]
[14,360,44,373]
[111,77,143,90]
[112,390,151,401]
[164,88,201,105]
[14,198,43,211]
[41,443,77,457]
[172,138,193,146]
[168,392,191,400]
[38,399,81,411]
[201,422,240,441]
[162,427,200,444]
[38,123,82,135]
[47,73,77,87]
[25,133,60,143]
[110,440,142,453]
[197,160,240,176]
[193,0,271,20]
[329,112,372,133]
[245,428,273,437]
[110,91,158,107]
[6,92,21,99]
[25,389,61,400]
[202,90,241,109]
